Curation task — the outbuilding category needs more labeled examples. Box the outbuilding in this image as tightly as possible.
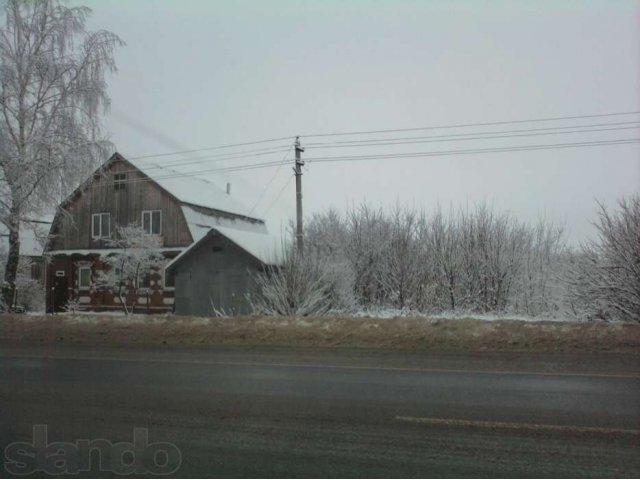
[165,208,282,316]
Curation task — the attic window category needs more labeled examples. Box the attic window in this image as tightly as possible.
[114,173,127,191]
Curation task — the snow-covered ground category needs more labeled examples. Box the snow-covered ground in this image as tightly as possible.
[353,308,575,322]
[27,308,580,323]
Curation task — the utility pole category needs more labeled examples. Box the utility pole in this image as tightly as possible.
[294,136,304,255]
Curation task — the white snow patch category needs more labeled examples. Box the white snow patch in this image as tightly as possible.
[130,159,254,219]
[169,205,285,267]
[354,308,578,323]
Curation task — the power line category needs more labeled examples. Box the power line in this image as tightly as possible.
[301,111,640,138]
[248,143,294,216]
[304,125,640,150]
[89,159,293,189]
[87,137,639,190]
[304,121,640,147]
[128,136,296,160]
[141,144,291,166]
[305,138,640,164]
[116,111,639,163]
[111,120,639,178]
[107,145,291,178]
[264,173,294,215]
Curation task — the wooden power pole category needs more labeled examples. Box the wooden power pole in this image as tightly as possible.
[294,136,305,255]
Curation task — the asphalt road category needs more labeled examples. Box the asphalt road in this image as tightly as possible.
[0,343,638,477]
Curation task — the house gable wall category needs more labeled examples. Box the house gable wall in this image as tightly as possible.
[47,158,193,250]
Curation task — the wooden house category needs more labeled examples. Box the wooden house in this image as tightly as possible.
[44,152,281,314]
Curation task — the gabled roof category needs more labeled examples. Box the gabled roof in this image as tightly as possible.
[166,205,284,270]
[129,156,255,220]
[61,152,261,222]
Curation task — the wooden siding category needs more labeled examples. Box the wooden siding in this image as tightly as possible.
[173,233,264,316]
[47,158,193,251]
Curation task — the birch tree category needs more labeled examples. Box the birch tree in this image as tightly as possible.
[0,0,122,307]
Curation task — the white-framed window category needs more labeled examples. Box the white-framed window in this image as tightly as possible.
[114,173,127,191]
[91,213,111,239]
[142,210,162,235]
[78,266,91,289]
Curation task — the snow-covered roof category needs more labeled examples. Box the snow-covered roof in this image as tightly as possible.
[125,156,255,219]
[166,205,284,269]
[0,216,53,257]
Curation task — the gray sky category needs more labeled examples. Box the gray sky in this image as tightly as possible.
[82,0,639,244]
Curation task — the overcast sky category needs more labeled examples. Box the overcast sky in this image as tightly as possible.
[81,0,639,244]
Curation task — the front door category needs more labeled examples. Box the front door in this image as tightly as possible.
[52,274,68,312]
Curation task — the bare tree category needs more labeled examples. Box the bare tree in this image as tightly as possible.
[567,196,640,322]
[345,204,390,306]
[0,0,122,306]
[260,201,575,318]
[423,206,461,311]
[94,225,163,315]
[378,205,422,309]
[514,218,566,316]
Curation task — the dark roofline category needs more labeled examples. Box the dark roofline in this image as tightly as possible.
[180,202,264,225]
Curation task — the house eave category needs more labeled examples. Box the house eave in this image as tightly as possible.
[45,247,185,257]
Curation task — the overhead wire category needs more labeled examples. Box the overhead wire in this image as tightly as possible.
[304,125,640,150]
[300,111,640,138]
[113,110,640,163]
[304,138,640,164]
[102,144,292,178]
[106,120,640,177]
[264,174,294,215]
[78,111,640,206]
[86,137,640,190]
[304,121,640,147]
[248,142,294,216]
[128,135,295,160]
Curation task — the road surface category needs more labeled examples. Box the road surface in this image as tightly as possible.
[0,343,638,477]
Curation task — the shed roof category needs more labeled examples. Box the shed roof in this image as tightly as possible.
[166,205,284,271]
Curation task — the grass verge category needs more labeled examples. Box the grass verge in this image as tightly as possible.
[1,314,639,354]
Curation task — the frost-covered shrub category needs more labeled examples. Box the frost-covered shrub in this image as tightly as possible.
[255,198,637,320]
[298,202,571,317]
[0,255,44,312]
[251,246,356,316]
[567,196,640,322]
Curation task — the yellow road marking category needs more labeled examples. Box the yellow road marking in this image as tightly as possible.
[394,416,640,436]
[1,353,639,379]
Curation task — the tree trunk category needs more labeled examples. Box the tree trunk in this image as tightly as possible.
[3,205,21,309]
